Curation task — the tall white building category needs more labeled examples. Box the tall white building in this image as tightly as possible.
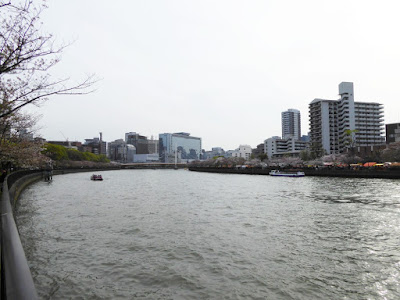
[309,82,384,155]
[282,109,301,140]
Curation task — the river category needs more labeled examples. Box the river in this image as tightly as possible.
[16,169,400,299]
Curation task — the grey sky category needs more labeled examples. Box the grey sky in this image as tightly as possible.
[31,0,400,150]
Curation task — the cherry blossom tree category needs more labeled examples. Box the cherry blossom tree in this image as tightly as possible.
[0,0,96,120]
[1,0,95,172]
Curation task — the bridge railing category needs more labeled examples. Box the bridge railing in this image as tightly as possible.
[1,172,38,299]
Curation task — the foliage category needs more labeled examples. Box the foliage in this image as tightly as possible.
[309,142,326,159]
[258,153,268,161]
[0,110,48,169]
[190,156,246,167]
[42,143,67,160]
[300,150,310,161]
[212,155,224,160]
[0,138,48,169]
[0,1,96,170]
[342,129,359,154]
[42,143,110,163]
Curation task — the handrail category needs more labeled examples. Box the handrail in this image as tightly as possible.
[1,174,38,299]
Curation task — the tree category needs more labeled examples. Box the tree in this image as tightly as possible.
[309,142,326,159]
[0,1,96,171]
[300,150,310,161]
[342,129,359,154]
[0,109,49,171]
[0,0,96,120]
[258,153,268,161]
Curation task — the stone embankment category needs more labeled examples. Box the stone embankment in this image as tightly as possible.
[189,166,400,179]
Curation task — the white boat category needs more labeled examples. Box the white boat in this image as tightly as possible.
[269,170,305,177]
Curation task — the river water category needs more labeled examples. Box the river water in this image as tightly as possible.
[16,170,400,299]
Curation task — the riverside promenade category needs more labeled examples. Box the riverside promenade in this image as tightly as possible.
[189,166,400,179]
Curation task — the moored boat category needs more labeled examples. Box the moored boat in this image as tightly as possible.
[269,170,305,177]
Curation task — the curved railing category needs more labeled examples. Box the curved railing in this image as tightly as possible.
[1,171,38,299]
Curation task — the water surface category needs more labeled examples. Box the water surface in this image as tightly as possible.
[16,170,400,299]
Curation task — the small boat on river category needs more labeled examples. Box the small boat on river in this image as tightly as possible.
[90,174,103,181]
[269,170,305,177]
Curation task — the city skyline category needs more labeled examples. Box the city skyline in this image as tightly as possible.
[26,0,400,150]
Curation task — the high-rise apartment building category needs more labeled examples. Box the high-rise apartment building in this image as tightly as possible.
[309,82,384,155]
[282,109,301,140]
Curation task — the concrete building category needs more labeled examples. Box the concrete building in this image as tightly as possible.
[224,150,235,158]
[159,132,202,163]
[126,144,136,163]
[264,136,307,158]
[231,145,252,160]
[125,132,159,155]
[84,137,107,155]
[300,134,310,142]
[147,139,159,154]
[309,82,384,155]
[252,143,265,157]
[386,123,400,144]
[282,109,301,140]
[108,139,136,162]
[203,147,225,160]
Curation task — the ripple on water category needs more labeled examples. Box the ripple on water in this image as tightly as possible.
[15,171,400,299]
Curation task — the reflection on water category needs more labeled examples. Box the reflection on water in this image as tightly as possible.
[16,170,400,299]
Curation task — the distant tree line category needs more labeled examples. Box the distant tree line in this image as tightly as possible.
[43,143,109,163]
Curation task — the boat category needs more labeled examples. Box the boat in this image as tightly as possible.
[269,170,305,177]
[90,174,103,181]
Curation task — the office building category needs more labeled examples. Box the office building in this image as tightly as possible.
[125,132,159,155]
[159,132,202,163]
[84,137,106,155]
[309,82,384,154]
[282,109,301,140]
[108,139,125,162]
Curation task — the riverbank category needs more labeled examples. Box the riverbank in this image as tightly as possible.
[189,166,400,179]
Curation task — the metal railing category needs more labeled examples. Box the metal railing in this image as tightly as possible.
[1,172,38,299]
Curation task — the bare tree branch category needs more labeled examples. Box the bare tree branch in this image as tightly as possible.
[0,0,97,119]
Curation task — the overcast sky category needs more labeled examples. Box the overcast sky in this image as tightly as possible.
[29,0,400,150]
